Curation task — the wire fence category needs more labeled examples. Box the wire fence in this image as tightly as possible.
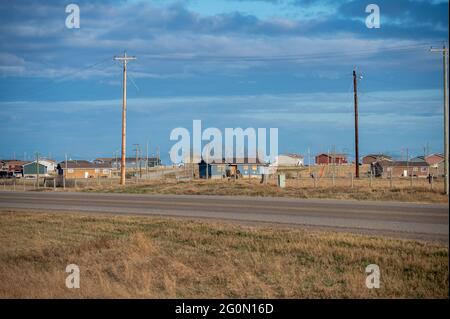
[0,172,444,193]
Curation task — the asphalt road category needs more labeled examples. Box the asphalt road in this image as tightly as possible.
[0,191,448,242]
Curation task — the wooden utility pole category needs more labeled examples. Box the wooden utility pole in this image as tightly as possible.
[146,141,149,176]
[430,44,449,195]
[133,144,140,179]
[35,152,40,189]
[64,153,68,189]
[353,69,360,178]
[114,52,136,185]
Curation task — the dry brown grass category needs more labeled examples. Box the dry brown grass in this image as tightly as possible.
[0,209,447,298]
[80,178,448,204]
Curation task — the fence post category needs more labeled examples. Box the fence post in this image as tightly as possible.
[369,170,373,188]
[23,178,26,191]
[332,172,335,187]
[350,172,354,188]
[431,175,434,190]
[74,178,77,188]
[389,171,393,188]
[313,176,317,188]
[53,178,56,191]
[410,174,413,188]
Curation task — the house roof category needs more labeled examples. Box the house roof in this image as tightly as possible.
[2,160,27,166]
[378,160,429,167]
[202,157,266,165]
[363,154,392,159]
[94,157,159,163]
[426,153,444,159]
[23,161,47,167]
[280,153,304,159]
[58,160,111,169]
[316,153,347,158]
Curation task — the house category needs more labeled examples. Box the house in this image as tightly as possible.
[362,154,392,165]
[94,157,161,170]
[1,160,27,176]
[198,157,267,179]
[425,153,445,176]
[23,161,49,178]
[410,156,427,163]
[373,160,429,178]
[315,153,348,165]
[57,160,112,179]
[425,153,444,166]
[273,154,304,166]
[37,159,57,173]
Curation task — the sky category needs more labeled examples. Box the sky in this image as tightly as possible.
[0,0,448,163]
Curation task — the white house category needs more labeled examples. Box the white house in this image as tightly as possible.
[272,154,304,167]
[38,159,57,173]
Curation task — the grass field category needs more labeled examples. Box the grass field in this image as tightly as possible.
[0,209,447,298]
[79,178,448,203]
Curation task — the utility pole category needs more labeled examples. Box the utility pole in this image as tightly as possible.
[430,44,449,195]
[406,147,409,177]
[114,51,136,186]
[146,141,149,176]
[35,152,40,189]
[64,153,68,189]
[353,69,360,178]
[156,146,160,166]
[133,144,140,179]
[307,147,311,175]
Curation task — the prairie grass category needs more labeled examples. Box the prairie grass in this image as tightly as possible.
[81,179,448,204]
[0,209,447,298]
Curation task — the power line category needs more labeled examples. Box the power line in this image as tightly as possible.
[19,56,113,98]
[135,42,438,63]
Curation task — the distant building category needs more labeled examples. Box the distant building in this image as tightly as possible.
[373,160,429,178]
[0,160,27,176]
[198,157,267,179]
[57,160,112,179]
[425,153,445,177]
[315,153,348,165]
[94,157,161,170]
[273,154,304,167]
[23,161,49,178]
[410,156,427,163]
[362,154,392,165]
[37,159,57,173]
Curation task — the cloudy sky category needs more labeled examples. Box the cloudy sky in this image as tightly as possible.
[0,0,448,162]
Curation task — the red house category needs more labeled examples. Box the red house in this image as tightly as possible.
[315,153,348,165]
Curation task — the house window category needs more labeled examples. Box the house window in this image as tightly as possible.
[413,167,418,172]
[68,169,74,173]
[387,167,392,172]
[421,167,428,173]
[243,165,249,170]
[252,165,257,171]
[103,169,109,174]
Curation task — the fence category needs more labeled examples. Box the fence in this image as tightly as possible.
[0,172,444,193]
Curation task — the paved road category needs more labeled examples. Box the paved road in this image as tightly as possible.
[0,191,448,242]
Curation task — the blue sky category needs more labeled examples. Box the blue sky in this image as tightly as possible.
[0,0,448,163]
